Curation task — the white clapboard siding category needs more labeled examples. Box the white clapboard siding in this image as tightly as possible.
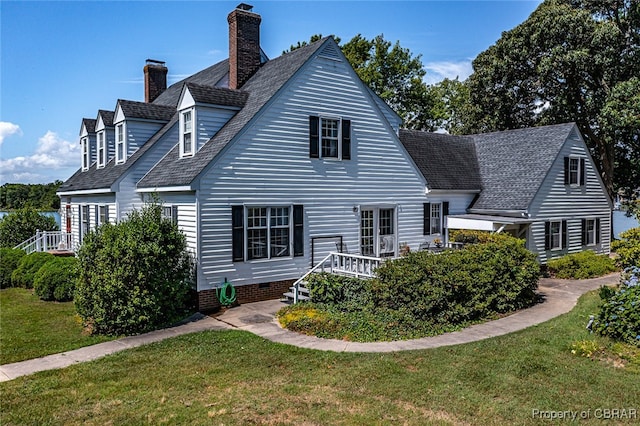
[125,121,164,157]
[194,52,431,291]
[115,124,180,220]
[529,128,612,262]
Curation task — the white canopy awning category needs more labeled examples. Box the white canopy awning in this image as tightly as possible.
[446,214,533,233]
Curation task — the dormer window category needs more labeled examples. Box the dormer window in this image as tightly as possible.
[97,131,106,168]
[115,123,126,164]
[180,109,194,157]
[81,137,90,171]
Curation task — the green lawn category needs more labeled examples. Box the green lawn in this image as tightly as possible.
[0,288,114,364]
[1,291,638,425]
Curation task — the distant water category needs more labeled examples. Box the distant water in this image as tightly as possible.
[613,210,639,237]
[0,211,61,227]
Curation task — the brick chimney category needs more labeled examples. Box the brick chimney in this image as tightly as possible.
[228,3,261,90]
[144,59,168,103]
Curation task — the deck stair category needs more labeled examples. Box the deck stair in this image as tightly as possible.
[14,230,74,254]
[284,252,381,303]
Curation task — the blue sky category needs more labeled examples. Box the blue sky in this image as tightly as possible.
[0,0,542,184]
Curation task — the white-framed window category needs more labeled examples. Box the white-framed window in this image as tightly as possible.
[180,109,194,157]
[162,205,178,225]
[549,221,562,250]
[585,219,596,245]
[430,203,442,235]
[246,206,291,260]
[309,115,351,160]
[81,205,90,239]
[98,205,109,226]
[569,157,579,185]
[81,137,90,171]
[115,123,126,164]
[321,117,340,158]
[564,156,585,186]
[97,131,106,168]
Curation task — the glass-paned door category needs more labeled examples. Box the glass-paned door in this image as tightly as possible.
[360,207,396,257]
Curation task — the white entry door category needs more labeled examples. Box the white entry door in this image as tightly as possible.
[360,207,396,258]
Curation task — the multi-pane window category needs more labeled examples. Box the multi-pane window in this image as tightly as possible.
[116,123,125,163]
[585,219,596,245]
[270,207,290,258]
[321,118,339,158]
[569,158,579,185]
[181,110,193,157]
[549,221,562,250]
[246,207,291,260]
[81,205,90,239]
[97,131,105,168]
[81,137,90,171]
[162,206,178,224]
[98,205,108,226]
[430,203,442,235]
[360,210,374,256]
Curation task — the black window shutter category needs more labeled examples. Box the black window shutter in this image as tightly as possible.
[423,203,431,235]
[595,218,601,244]
[293,205,304,256]
[581,218,587,246]
[442,202,449,217]
[564,157,570,185]
[172,205,179,225]
[579,158,586,186]
[232,206,244,262]
[544,221,551,250]
[341,119,351,160]
[562,220,568,249]
[94,205,98,227]
[104,206,109,223]
[309,116,319,158]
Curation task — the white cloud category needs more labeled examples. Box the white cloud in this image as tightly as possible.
[0,131,79,183]
[0,122,22,146]
[424,60,474,85]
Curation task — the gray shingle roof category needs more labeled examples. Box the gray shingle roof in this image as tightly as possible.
[80,118,96,135]
[97,110,114,127]
[58,115,179,192]
[152,60,230,108]
[469,122,575,211]
[137,38,328,189]
[399,129,482,191]
[184,83,248,108]
[117,100,175,121]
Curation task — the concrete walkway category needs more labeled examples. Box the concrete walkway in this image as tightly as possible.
[0,273,619,382]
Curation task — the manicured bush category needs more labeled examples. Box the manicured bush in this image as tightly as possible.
[0,248,25,288]
[0,208,58,248]
[546,250,618,279]
[280,234,540,341]
[33,257,79,301]
[449,229,493,244]
[594,267,640,347]
[75,203,194,335]
[11,252,54,288]
[611,227,640,270]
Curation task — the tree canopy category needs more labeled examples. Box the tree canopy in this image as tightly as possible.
[462,0,640,199]
[0,181,62,211]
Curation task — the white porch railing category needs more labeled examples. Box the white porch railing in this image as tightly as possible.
[14,230,74,254]
[288,252,381,303]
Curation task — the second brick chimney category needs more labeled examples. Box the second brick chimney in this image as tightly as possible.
[144,59,168,103]
[228,3,261,90]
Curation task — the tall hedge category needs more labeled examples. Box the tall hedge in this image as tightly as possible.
[75,203,194,335]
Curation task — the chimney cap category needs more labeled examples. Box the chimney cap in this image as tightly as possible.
[236,3,253,11]
[145,59,166,67]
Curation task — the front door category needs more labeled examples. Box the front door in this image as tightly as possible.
[360,207,396,258]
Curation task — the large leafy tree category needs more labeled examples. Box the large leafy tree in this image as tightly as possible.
[463,0,640,199]
[288,34,437,130]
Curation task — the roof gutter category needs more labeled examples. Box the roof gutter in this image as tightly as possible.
[136,185,194,193]
[57,188,113,196]
[468,208,530,218]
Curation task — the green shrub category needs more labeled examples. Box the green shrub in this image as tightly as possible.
[280,234,540,341]
[611,227,640,270]
[75,203,194,335]
[594,267,640,347]
[546,250,618,279]
[0,208,58,248]
[0,248,25,288]
[449,229,493,244]
[11,252,54,288]
[373,235,540,324]
[33,256,79,301]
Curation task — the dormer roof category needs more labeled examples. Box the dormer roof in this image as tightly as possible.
[96,110,115,129]
[181,83,248,108]
[115,100,175,122]
[79,118,96,136]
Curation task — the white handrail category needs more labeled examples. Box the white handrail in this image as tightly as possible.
[290,252,382,303]
[14,230,75,254]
